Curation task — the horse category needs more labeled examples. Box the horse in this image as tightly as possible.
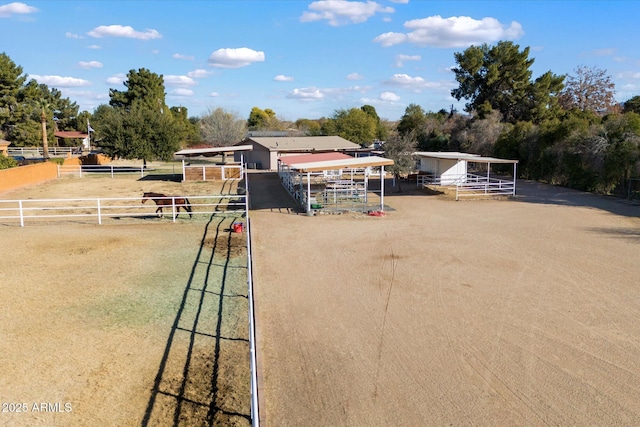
[142,192,192,218]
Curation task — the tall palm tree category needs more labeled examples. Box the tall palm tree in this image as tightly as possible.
[39,98,50,159]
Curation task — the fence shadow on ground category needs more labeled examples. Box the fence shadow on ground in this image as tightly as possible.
[138,173,183,182]
[141,214,251,426]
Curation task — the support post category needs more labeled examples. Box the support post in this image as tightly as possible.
[19,200,24,227]
[172,197,177,222]
[380,166,385,212]
[307,171,311,213]
[97,198,102,224]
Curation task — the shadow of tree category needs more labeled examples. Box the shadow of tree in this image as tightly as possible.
[141,214,251,426]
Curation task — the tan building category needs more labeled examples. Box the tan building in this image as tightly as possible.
[0,139,10,156]
[238,136,361,170]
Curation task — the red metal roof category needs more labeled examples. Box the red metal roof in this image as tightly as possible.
[279,152,351,166]
[55,131,88,139]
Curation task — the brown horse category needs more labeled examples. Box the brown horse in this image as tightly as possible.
[142,192,192,218]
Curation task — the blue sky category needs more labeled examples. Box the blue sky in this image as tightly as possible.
[2,1,639,122]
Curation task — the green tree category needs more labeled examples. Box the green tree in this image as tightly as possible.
[397,103,426,138]
[0,52,27,136]
[96,68,183,162]
[294,118,322,135]
[622,95,640,114]
[451,41,562,124]
[170,106,200,147]
[247,107,281,131]
[361,104,388,140]
[382,129,417,191]
[321,108,377,146]
[109,68,166,112]
[200,107,246,146]
[0,153,18,169]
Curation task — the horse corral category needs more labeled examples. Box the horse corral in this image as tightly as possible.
[0,174,251,426]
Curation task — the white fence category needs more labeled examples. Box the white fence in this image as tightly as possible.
[418,173,516,200]
[58,164,149,178]
[0,194,246,227]
[8,147,82,157]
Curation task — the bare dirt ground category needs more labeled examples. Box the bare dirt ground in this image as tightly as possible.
[0,172,250,426]
[249,173,640,426]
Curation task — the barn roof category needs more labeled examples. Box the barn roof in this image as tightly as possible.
[284,153,394,172]
[244,136,360,152]
[413,151,518,164]
[55,131,88,139]
[174,145,253,157]
[279,152,351,166]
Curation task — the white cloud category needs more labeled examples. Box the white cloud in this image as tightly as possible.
[374,15,524,48]
[287,87,326,100]
[390,0,409,3]
[170,88,194,96]
[187,69,210,78]
[274,74,294,82]
[29,75,91,88]
[66,32,82,39]
[394,54,421,67]
[87,44,101,50]
[380,91,400,101]
[78,61,103,69]
[173,53,194,61]
[0,2,38,17]
[373,32,407,47]
[106,73,126,85]
[347,72,364,80]
[208,47,265,68]
[300,0,394,26]
[164,75,196,86]
[384,73,452,91]
[209,92,220,97]
[87,25,162,40]
[360,91,401,105]
[589,48,616,57]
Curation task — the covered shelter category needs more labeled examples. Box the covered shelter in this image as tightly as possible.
[277,152,394,213]
[239,136,361,171]
[174,145,253,181]
[54,131,89,151]
[413,151,518,200]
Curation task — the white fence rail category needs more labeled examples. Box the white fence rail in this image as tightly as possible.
[58,164,150,178]
[418,173,516,200]
[8,147,82,156]
[0,195,246,227]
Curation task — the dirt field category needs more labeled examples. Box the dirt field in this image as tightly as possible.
[249,175,640,426]
[0,173,251,426]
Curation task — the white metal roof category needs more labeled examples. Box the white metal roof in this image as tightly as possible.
[413,151,518,164]
[174,145,253,157]
[287,155,394,172]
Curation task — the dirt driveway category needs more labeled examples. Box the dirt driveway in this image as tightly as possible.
[250,177,640,426]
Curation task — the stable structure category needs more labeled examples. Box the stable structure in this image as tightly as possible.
[174,145,253,182]
[54,131,90,151]
[277,152,394,213]
[239,136,361,171]
[413,151,518,200]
